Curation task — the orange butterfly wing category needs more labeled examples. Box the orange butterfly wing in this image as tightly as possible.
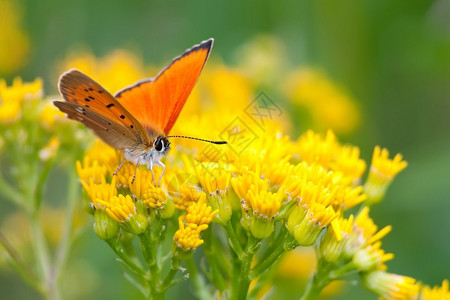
[115,38,213,136]
[56,69,151,148]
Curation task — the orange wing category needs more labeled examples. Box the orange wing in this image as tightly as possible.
[115,38,213,136]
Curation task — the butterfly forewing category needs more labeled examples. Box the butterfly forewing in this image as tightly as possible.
[115,38,213,136]
[58,69,150,146]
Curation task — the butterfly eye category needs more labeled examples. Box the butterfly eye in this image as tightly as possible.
[154,137,164,152]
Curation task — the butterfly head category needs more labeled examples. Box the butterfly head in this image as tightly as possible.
[153,136,171,155]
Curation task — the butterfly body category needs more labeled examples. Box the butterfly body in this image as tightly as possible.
[54,39,216,185]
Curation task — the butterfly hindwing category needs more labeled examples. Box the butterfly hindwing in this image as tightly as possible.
[58,69,150,146]
[115,38,213,136]
[53,101,144,150]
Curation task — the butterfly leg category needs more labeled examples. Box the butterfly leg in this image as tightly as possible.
[113,157,126,176]
[131,157,141,184]
[149,160,156,186]
[155,160,166,187]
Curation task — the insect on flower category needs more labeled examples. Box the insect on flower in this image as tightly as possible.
[53,39,226,185]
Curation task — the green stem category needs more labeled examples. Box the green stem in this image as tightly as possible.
[0,173,25,208]
[185,257,212,300]
[106,239,147,277]
[160,267,178,290]
[54,169,78,287]
[30,213,54,299]
[224,221,244,259]
[230,235,260,300]
[203,227,228,291]
[250,240,285,280]
[0,232,43,293]
[300,273,328,300]
[300,259,332,300]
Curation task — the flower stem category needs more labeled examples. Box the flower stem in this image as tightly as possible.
[106,239,147,277]
[230,235,260,300]
[224,221,244,259]
[185,257,212,300]
[300,259,332,300]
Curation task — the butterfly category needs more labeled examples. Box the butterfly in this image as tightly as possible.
[54,38,226,185]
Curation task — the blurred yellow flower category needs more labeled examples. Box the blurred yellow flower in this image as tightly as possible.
[0,0,30,74]
[284,69,360,135]
[419,279,450,300]
[0,77,42,123]
[362,270,419,300]
[59,50,147,94]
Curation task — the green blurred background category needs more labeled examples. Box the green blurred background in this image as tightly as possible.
[1,0,449,299]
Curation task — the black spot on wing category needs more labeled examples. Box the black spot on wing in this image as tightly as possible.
[106,103,114,108]
[120,115,125,119]
[84,98,90,102]
[88,96,95,100]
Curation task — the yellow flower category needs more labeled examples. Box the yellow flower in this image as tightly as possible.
[293,130,341,168]
[343,207,393,271]
[287,202,339,246]
[80,177,117,209]
[330,146,366,184]
[243,179,285,238]
[286,178,338,208]
[179,192,218,226]
[0,0,30,74]
[39,136,60,161]
[364,146,408,205]
[353,241,394,271]
[419,279,450,300]
[85,140,119,172]
[246,182,284,219]
[335,185,367,210]
[320,215,354,262]
[284,68,361,135]
[362,270,419,300]
[195,162,231,195]
[96,194,148,235]
[76,156,108,183]
[40,101,67,128]
[128,169,174,219]
[172,184,203,211]
[195,162,232,224]
[59,50,146,93]
[173,220,208,251]
[112,160,139,188]
[0,77,42,122]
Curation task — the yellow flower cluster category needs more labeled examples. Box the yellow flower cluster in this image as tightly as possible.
[283,69,361,135]
[174,193,218,251]
[0,77,42,122]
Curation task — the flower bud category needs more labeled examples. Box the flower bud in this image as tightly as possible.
[93,210,119,240]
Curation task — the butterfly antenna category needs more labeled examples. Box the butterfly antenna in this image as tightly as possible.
[167,135,227,145]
